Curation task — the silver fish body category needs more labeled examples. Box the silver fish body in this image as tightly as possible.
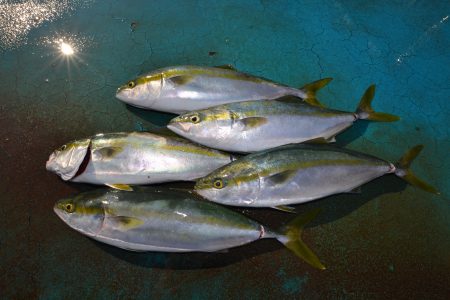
[46,132,234,187]
[53,187,325,269]
[168,85,399,153]
[116,66,329,114]
[195,144,437,207]
[168,99,355,153]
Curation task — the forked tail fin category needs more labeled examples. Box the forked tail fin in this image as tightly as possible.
[300,78,332,107]
[356,85,400,122]
[395,145,439,194]
[276,208,326,270]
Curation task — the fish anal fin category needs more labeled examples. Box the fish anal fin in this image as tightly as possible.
[345,186,362,194]
[238,117,268,131]
[214,64,237,71]
[109,216,144,230]
[266,170,297,185]
[106,183,133,191]
[274,95,303,104]
[272,205,297,213]
[305,136,336,144]
[168,75,194,86]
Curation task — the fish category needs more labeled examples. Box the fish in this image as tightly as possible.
[194,144,439,208]
[116,65,332,114]
[46,131,235,191]
[54,187,326,269]
[167,85,399,153]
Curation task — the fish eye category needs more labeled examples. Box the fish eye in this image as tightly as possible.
[65,203,75,213]
[127,81,135,88]
[213,179,224,189]
[190,115,200,124]
[60,145,67,151]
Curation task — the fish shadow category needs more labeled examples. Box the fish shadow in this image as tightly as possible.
[335,120,370,147]
[90,175,407,270]
[125,104,176,128]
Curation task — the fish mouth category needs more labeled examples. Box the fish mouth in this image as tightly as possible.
[46,152,57,171]
[167,121,190,135]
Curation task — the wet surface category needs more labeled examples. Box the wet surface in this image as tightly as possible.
[1,0,449,298]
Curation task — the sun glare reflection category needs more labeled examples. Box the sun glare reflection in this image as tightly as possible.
[60,41,74,55]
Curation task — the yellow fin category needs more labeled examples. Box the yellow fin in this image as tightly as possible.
[109,216,144,230]
[355,85,400,122]
[272,205,297,213]
[238,117,268,130]
[105,183,133,191]
[168,75,194,85]
[278,208,325,270]
[304,136,336,144]
[214,64,237,71]
[395,145,439,194]
[267,170,297,185]
[93,147,123,159]
[300,78,332,108]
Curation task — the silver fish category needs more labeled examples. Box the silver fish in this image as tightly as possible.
[46,131,235,191]
[116,65,331,114]
[168,85,399,153]
[54,187,325,269]
[195,144,439,209]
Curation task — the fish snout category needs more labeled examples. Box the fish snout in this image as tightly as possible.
[46,152,57,172]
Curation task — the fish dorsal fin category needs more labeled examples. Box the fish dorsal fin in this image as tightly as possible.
[274,95,303,104]
[109,216,144,230]
[272,205,297,213]
[300,78,332,108]
[214,64,237,71]
[167,75,194,86]
[237,117,268,131]
[266,170,297,185]
[105,183,133,191]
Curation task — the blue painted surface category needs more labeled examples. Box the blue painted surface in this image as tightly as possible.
[0,1,449,298]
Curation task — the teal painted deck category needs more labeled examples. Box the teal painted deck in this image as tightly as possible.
[0,1,449,298]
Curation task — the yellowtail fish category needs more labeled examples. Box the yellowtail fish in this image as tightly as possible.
[54,187,326,269]
[195,144,439,210]
[116,65,332,114]
[46,131,235,191]
[167,85,399,153]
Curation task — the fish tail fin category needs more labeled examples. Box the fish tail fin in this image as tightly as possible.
[355,85,400,122]
[300,78,332,107]
[394,145,440,194]
[276,208,326,270]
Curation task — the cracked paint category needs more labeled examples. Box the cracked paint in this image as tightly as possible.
[0,0,449,299]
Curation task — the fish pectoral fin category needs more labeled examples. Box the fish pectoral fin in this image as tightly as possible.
[109,216,144,230]
[345,186,362,194]
[167,75,194,86]
[304,136,336,144]
[214,64,237,71]
[105,183,134,191]
[266,170,297,185]
[237,117,268,131]
[272,205,297,213]
[92,147,123,159]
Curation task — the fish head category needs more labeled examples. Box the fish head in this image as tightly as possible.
[46,138,90,180]
[54,190,106,237]
[116,73,163,107]
[194,159,260,205]
[167,107,235,146]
